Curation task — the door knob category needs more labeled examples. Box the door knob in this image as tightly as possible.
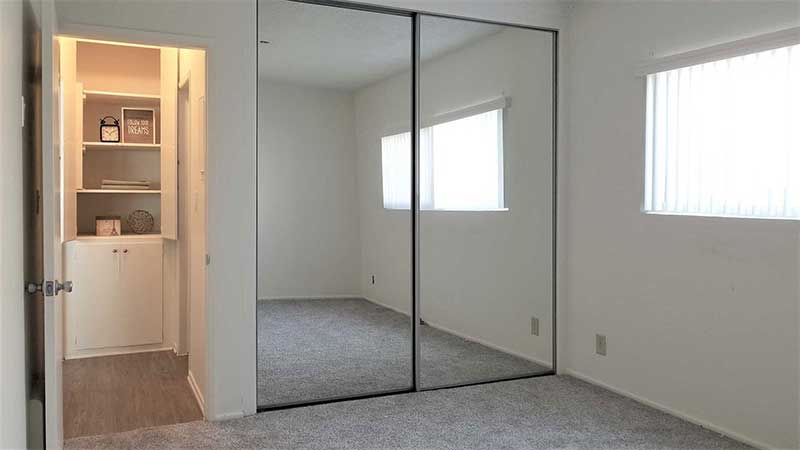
[59,280,74,294]
[25,280,73,296]
[26,282,42,294]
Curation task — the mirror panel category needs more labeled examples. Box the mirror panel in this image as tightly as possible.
[418,15,555,389]
[257,0,413,408]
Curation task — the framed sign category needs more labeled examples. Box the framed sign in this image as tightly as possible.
[121,107,156,144]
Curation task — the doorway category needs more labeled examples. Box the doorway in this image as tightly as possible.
[53,36,209,439]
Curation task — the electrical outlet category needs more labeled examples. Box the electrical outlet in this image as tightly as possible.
[371,275,375,285]
[530,317,539,336]
[596,334,607,356]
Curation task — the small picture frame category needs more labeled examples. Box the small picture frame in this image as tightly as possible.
[121,107,156,144]
[96,216,121,236]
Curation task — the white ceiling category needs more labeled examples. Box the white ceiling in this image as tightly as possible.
[258,1,502,91]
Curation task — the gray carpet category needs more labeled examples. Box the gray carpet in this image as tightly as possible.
[257,298,550,406]
[65,375,752,449]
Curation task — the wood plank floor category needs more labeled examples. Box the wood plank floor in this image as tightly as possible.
[63,351,203,439]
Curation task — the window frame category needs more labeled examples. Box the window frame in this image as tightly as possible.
[639,28,800,221]
[381,97,509,212]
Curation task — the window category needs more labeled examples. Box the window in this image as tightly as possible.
[382,108,504,211]
[644,42,800,219]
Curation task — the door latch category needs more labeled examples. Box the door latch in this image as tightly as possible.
[25,280,73,296]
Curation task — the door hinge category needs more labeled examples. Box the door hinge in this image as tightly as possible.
[205,254,211,265]
[21,95,25,128]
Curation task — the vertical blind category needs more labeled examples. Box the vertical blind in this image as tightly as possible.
[381,109,504,211]
[644,43,800,219]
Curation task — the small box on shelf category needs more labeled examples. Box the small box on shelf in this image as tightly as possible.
[95,216,122,236]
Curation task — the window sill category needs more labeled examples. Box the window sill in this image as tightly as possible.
[384,208,510,212]
[642,210,800,224]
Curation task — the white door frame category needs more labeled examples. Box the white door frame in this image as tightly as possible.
[40,0,62,447]
[47,21,213,446]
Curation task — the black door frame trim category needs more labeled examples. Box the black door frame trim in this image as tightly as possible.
[256,0,559,414]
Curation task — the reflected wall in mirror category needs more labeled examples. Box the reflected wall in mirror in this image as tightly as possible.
[257,0,412,408]
[417,16,555,389]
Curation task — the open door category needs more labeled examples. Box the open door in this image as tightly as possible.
[22,0,68,447]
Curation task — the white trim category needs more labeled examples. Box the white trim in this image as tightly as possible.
[179,69,191,91]
[258,295,362,301]
[636,27,800,76]
[643,210,800,223]
[423,317,552,369]
[187,370,205,418]
[362,296,410,316]
[63,346,173,360]
[56,22,211,50]
[362,296,552,369]
[563,369,774,450]
[210,411,245,422]
[382,96,510,136]
[423,96,509,128]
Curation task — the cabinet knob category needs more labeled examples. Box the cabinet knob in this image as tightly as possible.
[112,249,118,253]
[123,249,128,254]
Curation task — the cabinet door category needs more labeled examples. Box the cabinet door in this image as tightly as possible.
[117,241,163,346]
[66,240,163,351]
[67,242,121,350]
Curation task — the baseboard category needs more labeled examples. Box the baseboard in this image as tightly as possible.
[563,369,776,450]
[171,344,189,357]
[361,295,410,316]
[187,370,206,417]
[423,319,552,368]
[362,296,552,369]
[210,411,245,421]
[64,346,173,360]
[258,295,362,301]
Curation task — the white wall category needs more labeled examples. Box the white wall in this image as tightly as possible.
[564,2,800,449]
[179,47,208,414]
[258,80,361,299]
[0,0,27,447]
[355,28,555,365]
[55,0,257,419]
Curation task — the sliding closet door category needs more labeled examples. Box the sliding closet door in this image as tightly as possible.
[257,0,413,408]
[418,16,555,389]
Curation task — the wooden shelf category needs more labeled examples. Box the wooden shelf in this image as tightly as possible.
[84,90,160,101]
[79,189,161,194]
[75,233,162,241]
[83,142,160,151]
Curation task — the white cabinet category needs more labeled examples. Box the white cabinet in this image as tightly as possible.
[64,238,163,356]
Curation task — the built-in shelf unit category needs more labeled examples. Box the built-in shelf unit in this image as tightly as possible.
[62,38,177,240]
[61,38,179,359]
[79,189,162,194]
[83,142,161,151]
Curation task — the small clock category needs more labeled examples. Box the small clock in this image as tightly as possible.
[99,116,120,142]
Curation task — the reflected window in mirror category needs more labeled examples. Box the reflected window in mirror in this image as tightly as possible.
[381,105,505,211]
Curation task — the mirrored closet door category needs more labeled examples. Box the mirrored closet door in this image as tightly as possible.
[257,0,414,408]
[417,15,555,389]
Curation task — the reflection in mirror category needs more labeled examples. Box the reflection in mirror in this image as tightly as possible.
[417,16,554,388]
[257,0,412,407]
